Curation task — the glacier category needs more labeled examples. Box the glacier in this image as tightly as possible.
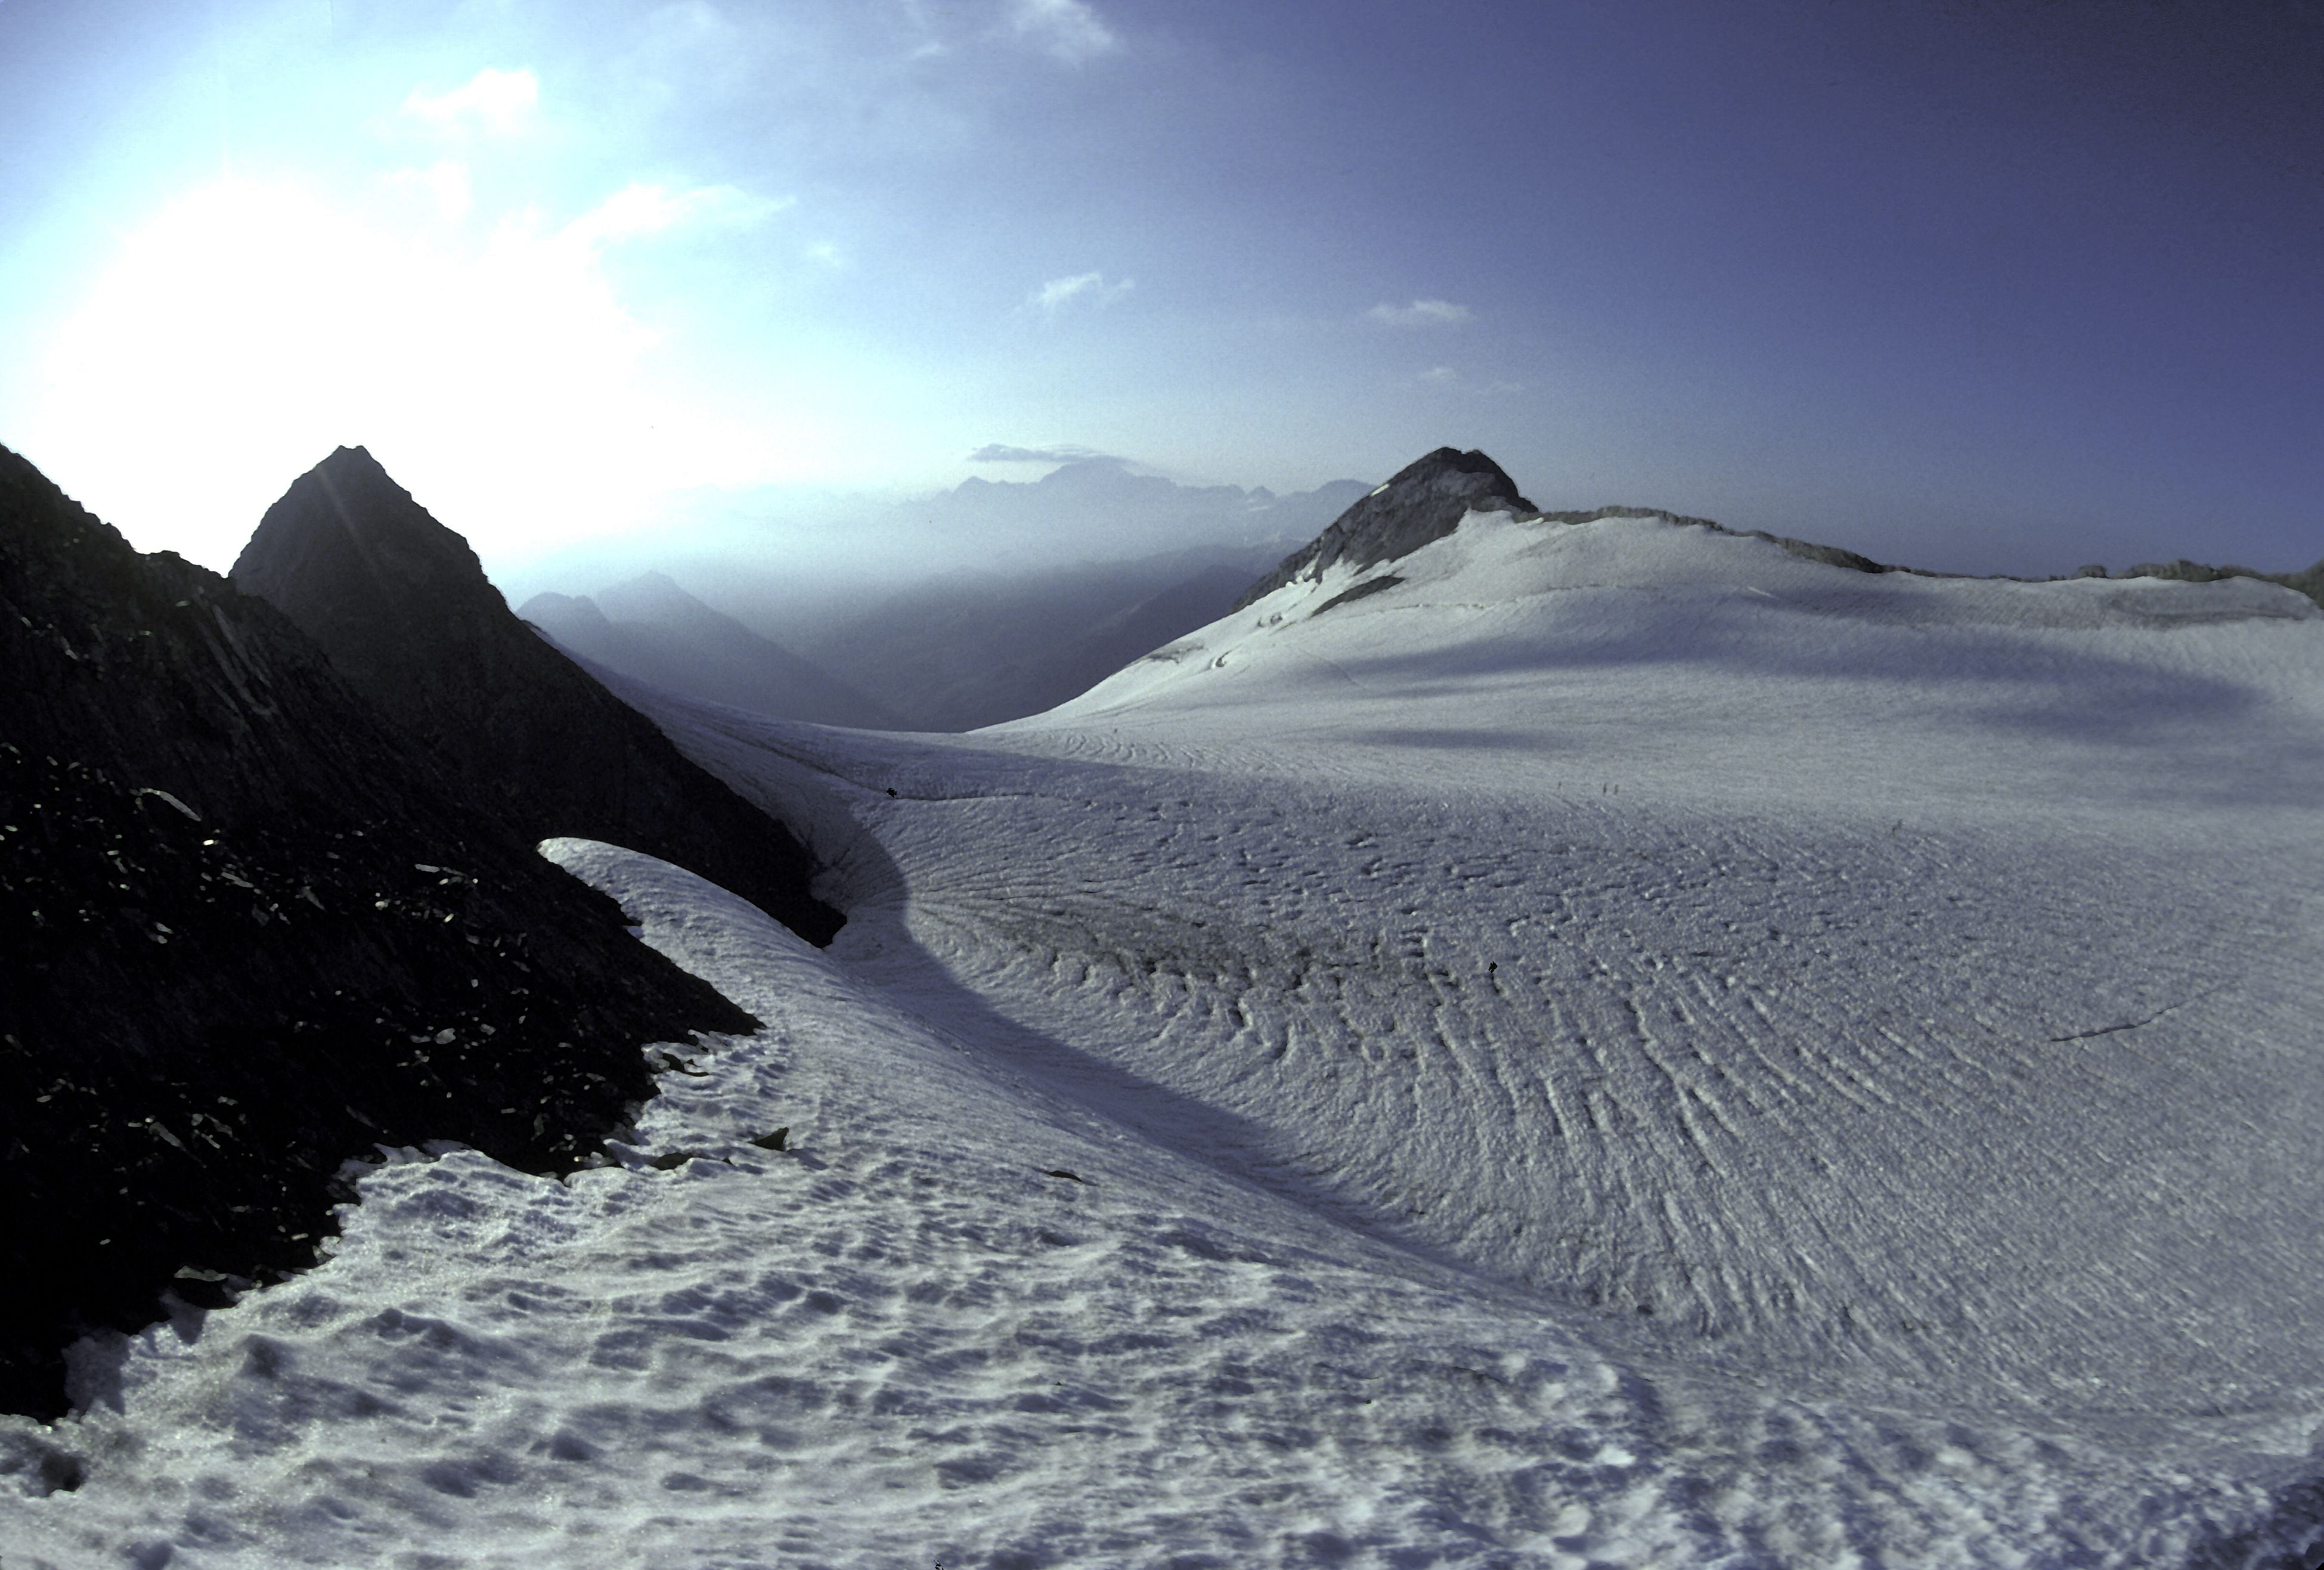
[5,507,2320,1568]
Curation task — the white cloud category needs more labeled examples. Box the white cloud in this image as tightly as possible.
[1417,364,1524,396]
[1029,270,1133,313]
[1011,0,1120,64]
[969,443,1115,464]
[401,67,540,136]
[561,182,781,249]
[1368,297,1473,328]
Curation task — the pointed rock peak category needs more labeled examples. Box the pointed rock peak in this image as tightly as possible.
[597,569,714,625]
[1232,446,1535,611]
[318,442,382,474]
[233,447,489,611]
[302,444,426,526]
[231,449,843,947]
[518,590,612,631]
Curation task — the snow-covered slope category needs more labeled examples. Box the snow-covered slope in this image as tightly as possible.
[7,508,2320,1566]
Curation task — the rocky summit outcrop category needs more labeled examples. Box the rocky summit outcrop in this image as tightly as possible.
[232,448,841,944]
[1231,448,1913,615]
[1232,448,1536,612]
[0,442,758,1420]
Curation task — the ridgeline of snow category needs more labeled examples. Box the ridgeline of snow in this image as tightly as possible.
[7,508,2320,1566]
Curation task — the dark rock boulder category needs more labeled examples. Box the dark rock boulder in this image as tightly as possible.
[1232,448,1535,611]
[231,448,841,944]
[1312,574,1406,615]
[0,442,757,1420]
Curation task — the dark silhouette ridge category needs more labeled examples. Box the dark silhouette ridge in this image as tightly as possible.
[231,448,841,944]
[0,441,757,1420]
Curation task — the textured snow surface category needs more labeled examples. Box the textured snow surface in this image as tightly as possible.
[6,513,2322,1566]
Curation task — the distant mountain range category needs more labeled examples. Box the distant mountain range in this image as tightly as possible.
[520,573,910,731]
[523,539,1317,733]
[510,460,1377,733]
[786,542,1301,732]
[921,458,1372,559]
[493,458,1376,622]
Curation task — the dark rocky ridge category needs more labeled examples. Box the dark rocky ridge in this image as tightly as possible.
[1232,448,1535,611]
[2093,554,2324,609]
[0,442,758,1421]
[1540,504,1894,576]
[232,448,840,944]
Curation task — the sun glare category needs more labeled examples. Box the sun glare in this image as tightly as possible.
[23,176,823,572]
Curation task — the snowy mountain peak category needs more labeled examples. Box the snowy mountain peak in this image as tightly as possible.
[1232,446,1534,610]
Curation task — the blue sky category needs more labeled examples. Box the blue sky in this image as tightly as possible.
[1,0,2316,579]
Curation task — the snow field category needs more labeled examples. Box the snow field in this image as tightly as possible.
[4,510,2319,1565]
[0,844,2102,1569]
[643,512,2324,1558]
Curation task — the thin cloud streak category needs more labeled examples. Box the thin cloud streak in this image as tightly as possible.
[401,67,540,136]
[1368,298,1472,328]
[1029,271,1134,313]
[561,182,785,248]
[968,443,1115,464]
[1419,365,1524,396]
[1011,0,1121,64]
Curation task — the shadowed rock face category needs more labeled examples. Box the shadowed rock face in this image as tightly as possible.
[0,442,758,1420]
[232,448,841,945]
[1232,448,1536,612]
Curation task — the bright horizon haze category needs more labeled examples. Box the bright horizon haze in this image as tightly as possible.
[0,0,2316,583]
